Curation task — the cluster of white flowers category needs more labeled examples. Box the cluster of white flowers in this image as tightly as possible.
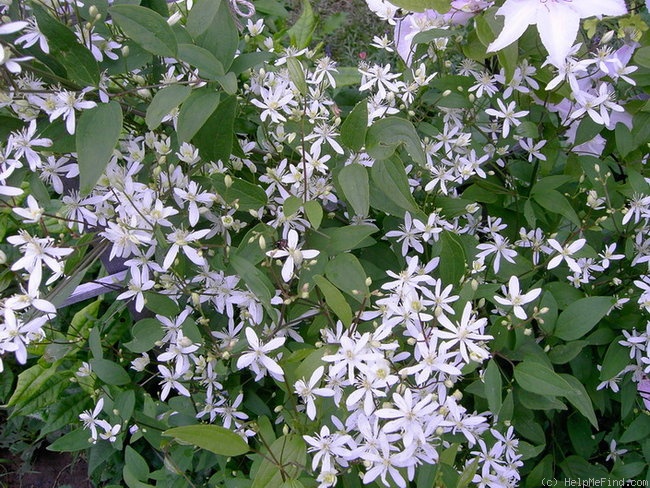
[292,255,522,487]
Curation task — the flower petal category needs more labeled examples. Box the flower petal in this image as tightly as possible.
[487,0,537,53]
[536,6,580,67]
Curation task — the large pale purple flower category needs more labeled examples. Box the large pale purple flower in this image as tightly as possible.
[487,0,627,67]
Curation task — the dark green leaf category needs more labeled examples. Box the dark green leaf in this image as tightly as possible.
[620,414,650,443]
[77,101,123,195]
[32,4,100,86]
[177,44,225,80]
[146,84,192,130]
[599,340,631,381]
[304,200,323,230]
[320,224,378,254]
[186,0,222,38]
[177,88,221,143]
[230,255,274,317]
[340,99,368,152]
[47,429,92,452]
[366,117,426,166]
[163,425,250,456]
[325,253,367,302]
[517,389,566,411]
[532,190,581,227]
[287,0,316,49]
[514,359,573,397]
[90,358,131,386]
[194,95,236,163]
[109,5,177,57]
[196,1,238,70]
[439,232,466,285]
[634,46,650,68]
[314,275,353,326]
[143,292,180,316]
[561,374,598,428]
[338,163,369,217]
[370,158,421,217]
[554,296,614,341]
[251,435,305,488]
[230,52,275,75]
[212,174,267,212]
[484,359,502,414]
[125,446,150,482]
[125,318,165,353]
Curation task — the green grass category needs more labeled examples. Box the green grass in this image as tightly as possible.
[295,0,392,65]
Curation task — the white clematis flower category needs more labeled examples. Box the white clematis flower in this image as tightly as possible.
[487,0,627,68]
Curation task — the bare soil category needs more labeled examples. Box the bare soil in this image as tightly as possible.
[0,449,93,488]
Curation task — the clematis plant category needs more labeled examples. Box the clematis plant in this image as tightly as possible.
[0,0,648,486]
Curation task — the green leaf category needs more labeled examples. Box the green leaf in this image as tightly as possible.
[77,101,123,195]
[196,0,238,70]
[304,200,323,230]
[548,341,587,364]
[230,255,274,316]
[177,88,221,143]
[284,196,303,217]
[439,232,466,285]
[230,52,275,75]
[514,359,573,397]
[143,292,180,316]
[620,414,650,443]
[574,117,603,146]
[177,44,225,80]
[251,435,306,488]
[338,164,370,217]
[286,57,308,96]
[517,389,566,411]
[561,374,598,429]
[615,122,635,158]
[40,393,90,437]
[316,224,378,255]
[287,0,316,49]
[314,275,353,326]
[124,318,165,353]
[212,174,268,212]
[599,340,631,381]
[146,84,192,130]
[484,359,502,414]
[340,99,368,152]
[125,446,150,482]
[32,4,100,86]
[163,425,250,456]
[47,429,92,452]
[389,0,451,12]
[532,190,581,227]
[370,158,421,217]
[366,117,426,166]
[554,296,614,341]
[186,0,222,38]
[194,95,237,163]
[7,362,59,407]
[634,45,650,68]
[90,358,131,386]
[325,253,368,302]
[475,9,517,80]
[109,5,177,57]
